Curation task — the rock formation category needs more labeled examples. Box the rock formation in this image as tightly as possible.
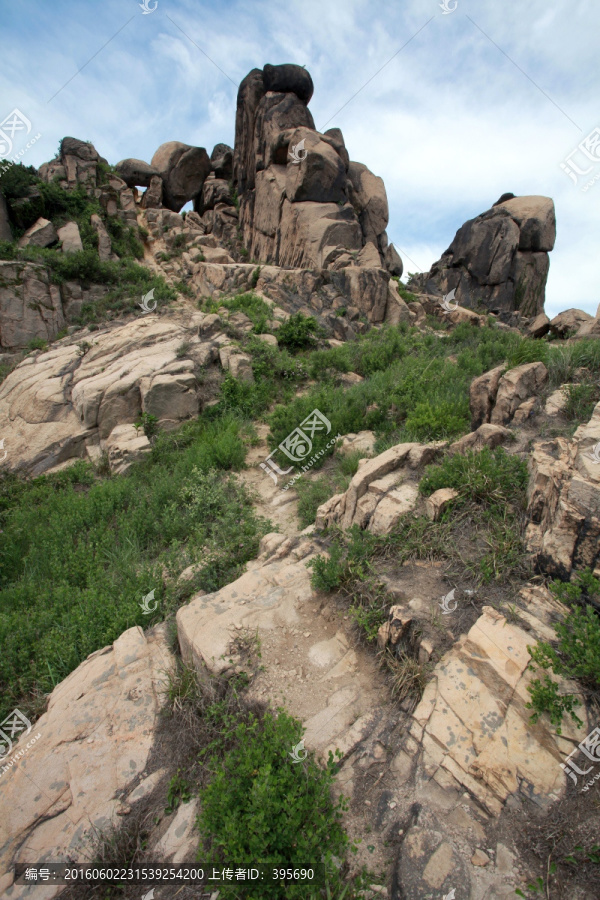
[410,195,556,317]
[527,399,600,578]
[233,63,402,278]
[38,136,108,192]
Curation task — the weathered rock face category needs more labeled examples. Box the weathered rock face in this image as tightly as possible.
[17,216,57,249]
[0,313,220,474]
[57,220,83,254]
[526,400,600,578]
[105,423,151,475]
[469,362,548,428]
[38,136,107,192]
[0,261,65,348]
[233,64,397,277]
[550,307,593,338]
[150,141,211,212]
[210,142,233,180]
[0,624,175,899]
[141,174,163,209]
[262,62,314,103]
[410,593,586,817]
[490,361,548,425]
[114,157,160,187]
[409,196,556,317]
[316,441,446,534]
[469,364,506,430]
[90,213,114,261]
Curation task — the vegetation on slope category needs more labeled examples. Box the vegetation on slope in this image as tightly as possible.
[0,415,268,723]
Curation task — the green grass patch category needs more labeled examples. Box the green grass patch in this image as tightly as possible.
[201,291,274,334]
[419,446,528,510]
[0,414,269,723]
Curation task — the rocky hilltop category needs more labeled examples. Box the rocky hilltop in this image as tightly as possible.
[0,63,599,900]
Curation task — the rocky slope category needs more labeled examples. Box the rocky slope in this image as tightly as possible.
[1,61,599,900]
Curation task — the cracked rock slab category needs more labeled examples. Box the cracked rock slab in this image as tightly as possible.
[0,625,174,899]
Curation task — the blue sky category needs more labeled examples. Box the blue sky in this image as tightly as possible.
[1,0,598,318]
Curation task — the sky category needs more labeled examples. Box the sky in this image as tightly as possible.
[1,0,598,319]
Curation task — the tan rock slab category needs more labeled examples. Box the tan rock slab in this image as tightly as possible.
[425,487,459,521]
[0,626,174,897]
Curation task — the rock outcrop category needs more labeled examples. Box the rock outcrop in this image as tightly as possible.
[38,136,108,192]
[316,441,446,534]
[409,588,586,817]
[0,625,175,899]
[114,157,160,188]
[550,307,593,338]
[17,217,57,249]
[526,399,600,578]
[150,141,212,213]
[0,261,65,349]
[409,195,556,317]
[469,362,548,429]
[233,63,400,279]
[0,313,220,474]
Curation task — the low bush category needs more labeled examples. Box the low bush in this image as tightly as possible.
[277,312,322,352]
[526,570,600,732]
[197,705,350,898]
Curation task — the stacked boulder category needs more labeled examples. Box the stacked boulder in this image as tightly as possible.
[233,63,402,275]
[409,194,556,318]
[38,137,108,192]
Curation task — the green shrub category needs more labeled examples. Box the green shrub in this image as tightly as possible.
[295,478,337,530]
[547,339,600,386]
[309,544,345,592]
[506,338,549,369]
[26,337,48,352]
[204,291,273,334]
[134,411,159,439]
[403,398,469,440]
[526,570,600,732]
[104,217,144,259]
[0,162,38,201]
[197,707,349,899]
[277,312,321,353]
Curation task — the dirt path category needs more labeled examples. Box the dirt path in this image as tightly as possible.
[238,422,302,536]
